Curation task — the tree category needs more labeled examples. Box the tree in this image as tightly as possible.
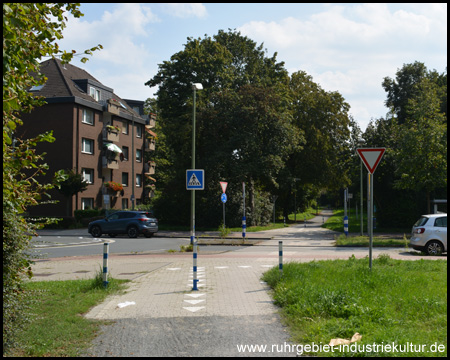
[58,169,89,216]
[278,71,353,217]
[3,3,101,352]
[391,78,447,213]
[145,29,293,226]
[382,61,446,124]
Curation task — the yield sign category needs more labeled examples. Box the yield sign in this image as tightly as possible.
[220,181,228,193]
[357,148,386,174]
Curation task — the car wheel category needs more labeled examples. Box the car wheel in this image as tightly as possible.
[144,233,154,238]
[127,226,138,238]
[426,240,443,256]
[91,225,102,238]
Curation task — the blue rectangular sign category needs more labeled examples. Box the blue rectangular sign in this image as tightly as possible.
[186,169,204,190]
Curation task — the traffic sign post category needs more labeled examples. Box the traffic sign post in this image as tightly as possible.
[220,182,228,231]
[242,182,246,239]
[357,148,385,270]
[186,170,204,190]
[221,193,227,230]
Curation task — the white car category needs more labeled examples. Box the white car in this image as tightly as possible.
[410,214,447,255]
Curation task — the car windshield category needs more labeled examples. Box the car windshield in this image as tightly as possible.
[414,217,429,227]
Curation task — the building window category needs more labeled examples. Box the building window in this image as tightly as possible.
[81,198,94,210]
[122,146,129,161]
[136,124,142,138]
[122,198,129,209]
[81,138,94,154]
[122,172,129,187]
[89,86,100,101]
[136,149,142,162]
[122,120,129,134]
[81,168,94,184]
[82,109,94,125]
[136,174,142,187]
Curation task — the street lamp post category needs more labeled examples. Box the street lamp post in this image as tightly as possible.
[191,83,202,291]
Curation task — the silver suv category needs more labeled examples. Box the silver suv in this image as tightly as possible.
[410,214,447,255]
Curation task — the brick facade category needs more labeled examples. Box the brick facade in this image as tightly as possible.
[17,59,155,217]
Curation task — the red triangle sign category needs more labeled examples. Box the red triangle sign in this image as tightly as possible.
[220,181,228,193]
[357,148,385,174]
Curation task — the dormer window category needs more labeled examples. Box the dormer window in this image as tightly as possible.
[30,84,45,91]
[89,86,100,101]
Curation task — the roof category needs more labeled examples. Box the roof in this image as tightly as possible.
[29,58,145,122]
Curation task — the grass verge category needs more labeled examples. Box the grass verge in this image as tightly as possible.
[322,208,410,234]
[262,256,447,357]
[335,234,409,248]
[7,272,129,357]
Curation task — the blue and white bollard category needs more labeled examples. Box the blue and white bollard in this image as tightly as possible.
[344,215,349,237]
[103,242,109,288]
[304,215,307,227]
[192,240,198,291]
[279,241,283,275]
[242,216,246,239]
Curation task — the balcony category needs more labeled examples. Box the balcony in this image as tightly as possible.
[144,161,156,175]
[104,98,121,115]
[148,113,156,128]
[103,126,120,142]
[102,155,119,170]
[144,138,156,151]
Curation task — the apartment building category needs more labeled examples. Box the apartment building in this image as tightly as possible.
[18,58,156,217]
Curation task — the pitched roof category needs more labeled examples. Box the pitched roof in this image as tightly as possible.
[30,58,143,120]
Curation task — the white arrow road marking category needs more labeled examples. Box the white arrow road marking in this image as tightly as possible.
[261,265,274,268]
[183,306,205,312]
[185,293,205,298]
[238,266,252,268]
[167,268,181,271]
[214,266,229,269]
[184,299,205,305]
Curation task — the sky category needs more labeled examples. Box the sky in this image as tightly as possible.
[57,3,447,131]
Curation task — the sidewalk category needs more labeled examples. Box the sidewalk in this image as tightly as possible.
[35,209,334,240]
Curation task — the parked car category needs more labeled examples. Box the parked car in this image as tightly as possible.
[410,214,447,255]
[88,211,158,238]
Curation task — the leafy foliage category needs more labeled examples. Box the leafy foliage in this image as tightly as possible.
[3,3,101,353]
[146,30,354,226]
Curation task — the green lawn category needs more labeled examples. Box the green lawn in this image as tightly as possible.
[262,256,447,357]
[7,275,129,357]
[322,208,411,234]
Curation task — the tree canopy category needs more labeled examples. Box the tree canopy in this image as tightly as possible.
[145,30,354,226]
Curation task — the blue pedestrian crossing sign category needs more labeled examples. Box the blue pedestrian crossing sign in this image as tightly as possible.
[221,193,227,203]
[186,169,204,190]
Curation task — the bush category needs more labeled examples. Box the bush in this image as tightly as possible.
[74,209,101,222]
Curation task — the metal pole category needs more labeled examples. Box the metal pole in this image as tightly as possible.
[191,87,197,290]
[369,173,373,270]
[360,160,363,235]
[242,182,246,239]
[279,241,283,275]
[223,202,225,231]
[103,242,109,288]
[294,191,297,223]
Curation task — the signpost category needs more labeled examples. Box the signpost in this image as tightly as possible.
[187,169,204,291]
[220,182,228,231]
[242,182,246,239]
[357,148,385,270]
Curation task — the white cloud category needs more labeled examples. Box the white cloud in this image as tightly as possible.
[58,4,160,100]
[160,3,208,18]
[238,3,447,130]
